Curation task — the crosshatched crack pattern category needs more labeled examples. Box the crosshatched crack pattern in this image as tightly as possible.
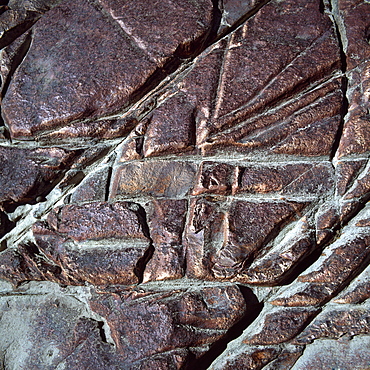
[0,0,369,369]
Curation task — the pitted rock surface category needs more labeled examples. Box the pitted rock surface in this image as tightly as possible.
[0,0,369,369]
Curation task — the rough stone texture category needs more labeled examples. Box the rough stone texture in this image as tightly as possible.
[0,0,369,368]
[0,146,78,207]
[110,160,197,199]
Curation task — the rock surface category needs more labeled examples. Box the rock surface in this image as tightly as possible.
[0,0,369,368]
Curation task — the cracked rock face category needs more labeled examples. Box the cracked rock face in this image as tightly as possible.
[0,0,369,369]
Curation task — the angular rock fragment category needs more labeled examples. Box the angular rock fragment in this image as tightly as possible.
[0,146,77,208]
[261,346,305,370]
[238,162,334,196]
[90,285,247,365]
[0,202,152,286]
[336,159,367,196]
[47,202,147,242]
[240,217,316,285]
[294,302,370,344]
[0,30,31,97]
[0,0,61,48]
[2,0,214,140]
[110,160,196,199]
[192,161,238,195]
[315,201,340,245]
[0,291,119,370]
[70,167,110,203]
[212,200,304,280]
[337,0,370,71]
[199,0,341,154]
[334,264,370,304]
[218,0,266,34]
[242,306,317,345]
[143,199,187,282]
[337,64,370,157]
[185,197,227,280]
[210,346,278,370]
[143,94,197,157]
[271,215,370,307]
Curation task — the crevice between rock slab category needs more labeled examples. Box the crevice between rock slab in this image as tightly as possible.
[187,285,263,370]
[132,204,155,284]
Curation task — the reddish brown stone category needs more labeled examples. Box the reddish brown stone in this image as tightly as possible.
[338,0,370,71]
[0,0,60,45]
[212,200,304,279]
[240,220,315,285]
[0,146,77,207]
[199,0,340,148]
[143,199,188,282]
[117,119,149,161]
[34,222,150,286]
[0,31,31,97]
[47,202,147,242]
[1,0,213,140]
[185,197,226,280]
[343,161,370,200]
[261,346,305,370]
[238,162,334,195]
[243,307,316,345]
[271,283,338,307]
[210,347,278,370]
[110,160,196,199]
[142,94,197,157]
[70,167,110,204]
[97,0,213,62]
[0,242,64,286]
[337,63,370,157]
[192,161,238,195]
[315,202,340,245]
[271,232,370,307]
[204,78,343,156]
[0,201,152,286]
[0,293,124,369]
[37,118,137,142]
[298,234,370,285]
[0,0,154,138]
[334,278,370,304]
[90,286,247,364]
[294,305,370,344]
[336,159,367,196]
